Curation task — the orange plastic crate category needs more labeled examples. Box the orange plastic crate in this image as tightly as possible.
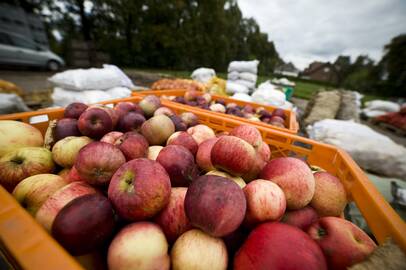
[132,89,299,134]
[0,96,405,270]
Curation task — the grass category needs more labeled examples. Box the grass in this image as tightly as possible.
[131,68,381,101]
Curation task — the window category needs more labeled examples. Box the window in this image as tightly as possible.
[9,34,37,50]
[323,67,330,73]
[0,33,12,45]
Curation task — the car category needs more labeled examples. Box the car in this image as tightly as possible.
[0,30,65,71]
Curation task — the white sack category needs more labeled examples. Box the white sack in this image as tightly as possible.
[238,72,257,83]
[48,64,135,91]
[52,87,131,107]
[0,93,31,114]
[364,100,400,112]
[231,93,253,102]
[227,71,239,81]
[226,81,249,94]
[191,68,216,84]
[307,119,406,179]
[228,60,259,74]
[234,79,256,89]
[362,108,388,118]
[106,87,132,99]
[251,88,286,107]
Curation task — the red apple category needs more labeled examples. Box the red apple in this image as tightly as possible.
[270,121,285,128]
[260,157,315,210]
[154,107,174,117]
[196,137,219,172]
[66,166,85,183]
[74,142,126,186]
[52,193,115,255]
[269,116,285,126]
[167,131,198,155]
[241,153,266,181]
[281,206,319,231]
[184,90,199,101]
[114,101,143,119]
[100,131,124,144]
[169,115,188,131]
[54,118,81,141]
[0,120,44,158]
[257,141,271,161]
[52,136,93,168]
[180,112,198,127]
[139,95,161,117]
[206,170,246,188]
[229,125,262,149]
[211,136,256,176]
[185,175,246,237]
[187,124,215,145]
[108,222,170,270]
[117,112,146,132]
[310,172,347,217]
[35,181,97,231]
[234,222,327,270]
[171,229,228,270]
[64,102,88,119]
[308,217,376,270]
[210,103,226,113]
[78,107,114,138]
[141,115,175,145]
[108,158,171,221]
[243,179,286,227]
[242,105,255,114]
[58,168,70,179]
[147,146,163,160]
[272,108,286,120]
[115,132,149,161]
[0,147,55,192]
[12,174,68,216]
[156,145,199,187]
[154,187,192,243]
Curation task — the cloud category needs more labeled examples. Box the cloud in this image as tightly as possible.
[238,0,406,69]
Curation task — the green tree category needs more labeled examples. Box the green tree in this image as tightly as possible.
[379,34,406,96]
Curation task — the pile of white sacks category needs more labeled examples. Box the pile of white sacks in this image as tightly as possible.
[226,60,259,95]
[49,65,135,107]
[362,100,401,118]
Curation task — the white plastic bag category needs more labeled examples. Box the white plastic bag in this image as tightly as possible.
[191,68,216,84]
[228,60,259,74]
[225,81,249,94]
[231,93,253,102]
[48,65,134,91]
[364,100,400,112]
[307,119,406,179]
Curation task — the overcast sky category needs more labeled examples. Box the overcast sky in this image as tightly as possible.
[238,0,406,70]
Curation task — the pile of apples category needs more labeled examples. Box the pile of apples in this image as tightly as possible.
[164,90,288,128]
[0,95,377,270]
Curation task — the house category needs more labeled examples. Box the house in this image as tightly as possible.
[301,61,339,84]
[274,62,300,77]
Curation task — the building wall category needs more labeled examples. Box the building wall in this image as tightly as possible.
[0,3,49,48]
[306,66,338,84]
